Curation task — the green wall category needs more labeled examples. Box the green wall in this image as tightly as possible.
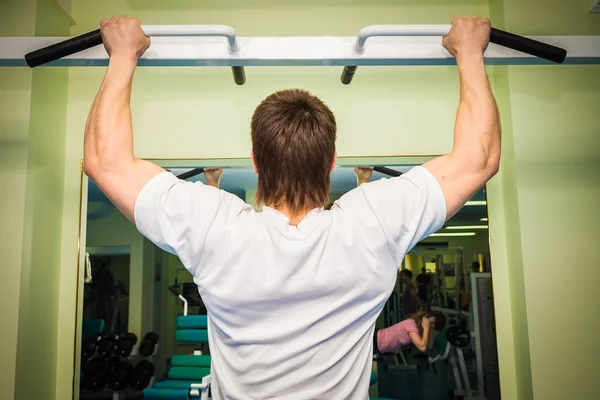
[491,1,599,399]
[0,1,71,399]
[0,2,36,399]
[15,0,72,398]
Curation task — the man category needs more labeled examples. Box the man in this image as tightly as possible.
[399,269,419,317]
[83,16,500,399]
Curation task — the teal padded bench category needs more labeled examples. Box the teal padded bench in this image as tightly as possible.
[144,314,211,399]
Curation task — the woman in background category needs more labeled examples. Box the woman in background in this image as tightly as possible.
[374,307,436,354]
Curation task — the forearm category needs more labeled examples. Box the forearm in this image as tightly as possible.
[452,55,501,171]
[419,328,430,352]
[206,180,220,189]
[84,57,137,175]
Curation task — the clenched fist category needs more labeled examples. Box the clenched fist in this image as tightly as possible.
[100,16,150,61]
[442,17,491,59]
[354,167,373,185]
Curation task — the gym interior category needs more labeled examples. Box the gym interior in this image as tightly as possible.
[1,1,599,400]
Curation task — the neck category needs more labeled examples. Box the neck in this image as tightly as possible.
[267,203,321,226]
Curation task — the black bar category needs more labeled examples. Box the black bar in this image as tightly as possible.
[232,66,246,85]
[340,66,358,85]
[490,28,566,64]
[25,29,103,67]
[373,166,403,177]
[168,286,180,296]
[176,168,205,180]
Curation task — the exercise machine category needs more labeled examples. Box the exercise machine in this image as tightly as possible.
[143,285,211,400]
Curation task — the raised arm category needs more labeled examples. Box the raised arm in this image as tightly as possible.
[423,17,501,219]
[83,16,164,222]
[204,168,223,188]
[409,323,431,353]
[354,167,373,186]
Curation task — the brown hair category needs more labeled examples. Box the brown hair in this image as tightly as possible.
[411,307,434,329]
[251,89,337,214]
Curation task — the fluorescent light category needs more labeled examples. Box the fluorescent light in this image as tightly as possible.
[446,225,488,230]
[465,200,487,206]
[480,218,488,222]
[429,232,477,237]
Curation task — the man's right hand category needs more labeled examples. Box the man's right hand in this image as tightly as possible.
[100,16,150,61]
[442,17,491,60]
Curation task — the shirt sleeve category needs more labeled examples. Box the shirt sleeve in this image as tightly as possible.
[336,166,446,266]
[405,319,419,333]
[133,171,251,275]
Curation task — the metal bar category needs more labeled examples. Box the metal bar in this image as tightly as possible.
[353,25,452,53]
[142,25,240,53]
[343,24,570,84]
[1,35,598,67]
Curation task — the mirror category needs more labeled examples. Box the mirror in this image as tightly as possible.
[78,157,499,400]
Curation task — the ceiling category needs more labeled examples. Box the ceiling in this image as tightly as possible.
[87,165,487,224]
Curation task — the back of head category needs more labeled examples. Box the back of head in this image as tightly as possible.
[251,89,337,213]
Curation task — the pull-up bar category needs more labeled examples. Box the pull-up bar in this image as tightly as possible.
[24,25,246,85]
[1,24,596,75]
[340,25,567,84]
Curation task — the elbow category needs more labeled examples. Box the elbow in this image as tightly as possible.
[83,158,99,179]
[417,343,427,353]
[486,157,500,178]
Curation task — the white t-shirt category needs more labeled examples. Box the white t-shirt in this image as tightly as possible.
[134,166,446,399]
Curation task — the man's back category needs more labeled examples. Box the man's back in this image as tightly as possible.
[201,207,396,399]
[134,166,446,399]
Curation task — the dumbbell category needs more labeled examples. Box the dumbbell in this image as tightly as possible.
[130,360,155,390]
[138,332,159,357]
[81,357,109,392]
[114,333,138,358]
[107,358,134,391]
[97,334,120,357]
[445,325,471,348]
[81,334,103,363]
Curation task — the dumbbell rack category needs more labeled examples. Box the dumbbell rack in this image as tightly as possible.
[80,332,160,400]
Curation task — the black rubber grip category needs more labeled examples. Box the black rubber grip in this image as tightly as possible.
[340,66,358,85]
[176,168,204,180]
[373,166,403,177]
[25,29,103,67]
[232,66,246,85]
[490,27,566,63]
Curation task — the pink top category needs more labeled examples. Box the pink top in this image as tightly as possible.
[376,318,419,354]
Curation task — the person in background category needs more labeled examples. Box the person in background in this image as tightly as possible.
[354,167,373,186]
[416,267,432,303]
[400,269,419,317]
[374,307,436,354]
[204,168,223,188]
[325,167,373,210]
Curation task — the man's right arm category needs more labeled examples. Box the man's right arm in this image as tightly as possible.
[423,17,501,220]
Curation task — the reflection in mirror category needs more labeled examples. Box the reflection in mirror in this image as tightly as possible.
[79,160,498,400]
